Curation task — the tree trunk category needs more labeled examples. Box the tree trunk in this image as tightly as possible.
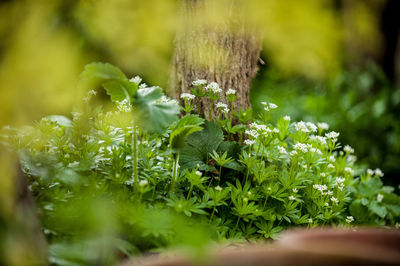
[169,0,261,120]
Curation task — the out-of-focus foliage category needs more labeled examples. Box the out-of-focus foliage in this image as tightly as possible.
[2,65,399,264]
[251,62,400,185]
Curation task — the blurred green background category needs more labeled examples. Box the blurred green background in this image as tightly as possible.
[0,0,400,264]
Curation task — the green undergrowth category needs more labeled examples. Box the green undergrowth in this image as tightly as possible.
[1,62,400,265]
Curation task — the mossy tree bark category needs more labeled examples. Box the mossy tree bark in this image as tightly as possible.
[169,0,262,120]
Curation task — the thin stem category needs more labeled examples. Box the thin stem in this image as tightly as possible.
[187,184,194,200]
[197,98,202,115]
[209,205,216,222]
[170,153,180,193]
[233,216,241,231]
[209,101,214,120]
[218,165,222,184]
[132,120,138,195]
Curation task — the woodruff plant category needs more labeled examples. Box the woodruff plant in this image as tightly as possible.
[1,62,400,265]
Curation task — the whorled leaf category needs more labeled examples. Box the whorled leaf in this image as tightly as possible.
[169,115,204,152]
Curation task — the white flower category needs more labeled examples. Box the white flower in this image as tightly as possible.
[290,150,298,156]
[344,145,354,154]
[139,83,148,89]
[329,156,336,163]
[308,218,313,223]
[324,202,329,207]
[375,168,384,177]
[226,88,236,95]
[272,128,280,133]
[205,82,222,94]
[325,131,340,141]
[327,163,335,169]
[221,108,229,114]
[139,180,148,187]
[288,195,296,201]
[130,76,142,84]
[180,93,195,100]
[367,169,374,176]
[264,106,270,112]
[245,129,259,139]
[295,121,310,133]
[347,155,357,163]
[336,177,345,184]
[192,79,207,86]
[283,116,291,121]
[302,165,308,170]
[331,197,339,204]
[269,103,278,109]
[158,95,179,105]
[317,122,329,130]
[277,146,287,154]
[216,102,228,109]
[344,167,354,175]
[195,171,202,177]
[292,188,298,193]
[244,139,255,146]
[306,122,317,132]
[313,184,328,192]
[215,185,222,191]
[377,194,384,203]
[320,172,326,178]
[261,101,267,106]
[294,143,308,153]
[310,135,327,146]
[116,99,131,112]
[345,216,354,223]
[338,184,345,191]
[324,190,333,196]
[88,89,97,96]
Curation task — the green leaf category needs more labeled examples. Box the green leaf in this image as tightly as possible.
[134,87,180,133]
[369,201,387,218]
[78,62,136,102]
[359,178,383,197]
[180,121,224,171]
[349,199,369,222]
[169,115,204,151]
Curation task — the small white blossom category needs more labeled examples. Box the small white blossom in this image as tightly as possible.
[139,83,148,89]
[327,163,335,169]
[272,128,280,133]
[325,131,340,141]
[313,184,328,192]
[269,103,278,109]
[261,101,267,106]
[277,146,287,154]
[367,169,374,176]
[221,108,229,114]
[192,79,207,86]
[306,122,318,132]
[317,122,329,130]
[245,129,259,139]
[283,116,291,121]
[329,156,336,163]
[195,171,202,177]
[344,167,354,175]
[180,93,195,100]
[344,145,354,154]
[288,195,296,201]
[375,168,384,177]
[139,180,148,187]
[295,121,310,133]
[290,150,298,156]
[294,143,308,153]
[324,202,329,207]
[308,218,313,223]
[116,99,131,112]
[336,177,345,184]
[88,89,97,96]
[292,188,298,193]
[226,88,237,95]
[215,186,222,191]
[331,197,339,204]
[216,102,228,109]
[345,216,354,223]
[320,172,326,178]
[324,190,333,196]
[338,184,345,191]
[205,82,222,94]
[130,76,142,84]
[244,139,255,146]
[377,194,384,203]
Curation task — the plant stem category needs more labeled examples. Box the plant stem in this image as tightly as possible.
[132,120,138,195]
[218,165,222,184]
[187,184,194,200]
[209,205,216,222]
[233,216,241,231]
[210,101,214,120]
[170,153,179,193]
[197,98,202,115]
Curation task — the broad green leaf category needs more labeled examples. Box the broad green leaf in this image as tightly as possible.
[134,87,180,133]
[169,115,204,151]
[78,62,137,102]
[349,199,369,222]
[369,201,387,218]
[359,178,383,197]
[180,121,224,171]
